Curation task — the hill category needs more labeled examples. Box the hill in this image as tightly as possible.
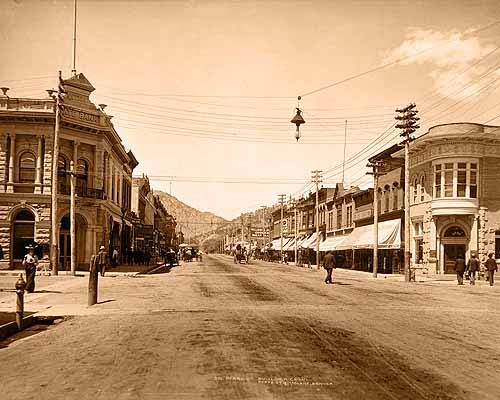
[154,191,228,242]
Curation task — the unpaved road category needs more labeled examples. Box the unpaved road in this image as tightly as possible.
[1,255,499,400]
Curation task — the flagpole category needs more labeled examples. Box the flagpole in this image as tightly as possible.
[71,0,77,76]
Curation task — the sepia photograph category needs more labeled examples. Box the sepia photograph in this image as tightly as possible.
[0,0,499,399]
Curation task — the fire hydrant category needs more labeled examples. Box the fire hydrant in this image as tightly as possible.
[15,274,26,330]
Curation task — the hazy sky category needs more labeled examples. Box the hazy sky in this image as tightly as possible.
[1,0,500,219]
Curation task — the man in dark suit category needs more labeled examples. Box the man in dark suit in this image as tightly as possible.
[455,255,466,285]
[485,253,498,286]
[466,252,480,286]
[323,251,336,284]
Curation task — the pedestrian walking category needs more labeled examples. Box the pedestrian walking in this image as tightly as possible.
[97,245,107,277]
[455,254,466,285]
[466,252,480,285]
[323,251,336,284]
[485,252,498,286]
[22,244,38,293]
[112,248,119,267]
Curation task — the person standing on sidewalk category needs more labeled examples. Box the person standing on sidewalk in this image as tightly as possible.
[466,252,480,286]
[485,253,498,286]
[323,251,336,284]
[112,248,119,267]
[22,244,38,293]
[455,254,466,285]
[98,246,108,277]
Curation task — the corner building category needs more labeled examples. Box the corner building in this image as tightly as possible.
[403,123,500,274]
[0,73,138,270]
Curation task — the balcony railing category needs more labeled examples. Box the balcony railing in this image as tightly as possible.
[58,182,105,200]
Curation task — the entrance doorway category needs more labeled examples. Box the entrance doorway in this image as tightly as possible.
[59,216,71,270]
[441,226,467,274]
[444,244,466,274]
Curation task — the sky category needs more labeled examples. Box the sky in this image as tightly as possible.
[1,0,500,219]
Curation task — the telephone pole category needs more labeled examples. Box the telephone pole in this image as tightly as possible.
[278,194,287,263]
[367,161,385,278]
[260,206,266,248]
[395,103,419,282]
[311,170,323,268]
[49,71,65,276]
[70,160,76,276]
[290,197,299,265]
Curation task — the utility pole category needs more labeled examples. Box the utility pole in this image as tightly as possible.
[278,194,287,263]
[49,71,65,276]
[290,197,298,265]
[395,103,419,282]
[70,160,76,276]
[260,206,266,248]
[311,170,323,268]
[71,0,78,76]
[367,161,385,278]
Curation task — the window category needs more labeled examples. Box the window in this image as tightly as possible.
[434,165,442,198]
[433,161,478,199]
[413,177,418,203]
[385,191,390,212]
[444,163,453,197]
[420,175,425,201]
[470,163,477,198]
[336,205,342,229]
[413,221,424,264]
[393,188,398,210]
[346,205,353,227]
[76,159,89,189]
[18,152,35,183]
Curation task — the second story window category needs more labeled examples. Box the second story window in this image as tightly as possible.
[19,152,36,183]
[336,205,342,229]
[76,159,89,189]
[393,188,398,211]
[433,161,478,199]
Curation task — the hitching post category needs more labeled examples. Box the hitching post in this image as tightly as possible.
[88,255,98,306]
[15,274,26,330]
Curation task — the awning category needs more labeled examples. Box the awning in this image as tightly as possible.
[269,237,292,250]
[300,232,319,249]
[319,236,347,252]
[337,219,401,250]
[283,237,298,251]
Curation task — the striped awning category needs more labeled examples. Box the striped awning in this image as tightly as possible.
[319,235,347,252]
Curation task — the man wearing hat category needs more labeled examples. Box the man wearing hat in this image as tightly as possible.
[485,252,498,286]
[22,244,38,293]
[466,252,480,286]
[97,245,108,277]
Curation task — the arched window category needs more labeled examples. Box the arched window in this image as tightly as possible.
[444,226,466,237]
[18,152,36,183]
[57,155,69,194]
[420,175,425,201]
[76,159,89,188]
[412,177,419,204]
[12,209,35,261]
[393,188,398,211]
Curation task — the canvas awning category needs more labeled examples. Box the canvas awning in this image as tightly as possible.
[300,232,319,249]
[283,237,302,251]
[268,237,292,250]
[337,219,401,250]
[319,235,347,252]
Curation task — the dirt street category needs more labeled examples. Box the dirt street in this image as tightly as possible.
[0,255,499,400]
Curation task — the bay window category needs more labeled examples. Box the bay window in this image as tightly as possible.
[433,160,478,199]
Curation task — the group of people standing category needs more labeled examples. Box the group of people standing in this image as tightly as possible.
[455,252,498,286]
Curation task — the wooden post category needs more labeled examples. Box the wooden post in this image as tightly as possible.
[88,255,98,306]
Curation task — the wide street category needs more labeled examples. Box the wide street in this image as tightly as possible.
[0,255,499,400]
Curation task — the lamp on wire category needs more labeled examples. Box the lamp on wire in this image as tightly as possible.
[290,96,305,141]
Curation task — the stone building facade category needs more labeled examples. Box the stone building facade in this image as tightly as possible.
[0,73,138,270]
[400,123,500,275]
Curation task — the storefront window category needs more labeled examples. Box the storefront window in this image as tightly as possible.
[433,161,478,199]
[496,231,500,259]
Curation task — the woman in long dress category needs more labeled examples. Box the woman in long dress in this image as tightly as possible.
[22,245,38,293]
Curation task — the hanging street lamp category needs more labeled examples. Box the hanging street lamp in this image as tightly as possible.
[290,96,305,141]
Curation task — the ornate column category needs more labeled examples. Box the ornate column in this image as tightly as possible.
[34,135,43,193]
[7,133,15,193]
